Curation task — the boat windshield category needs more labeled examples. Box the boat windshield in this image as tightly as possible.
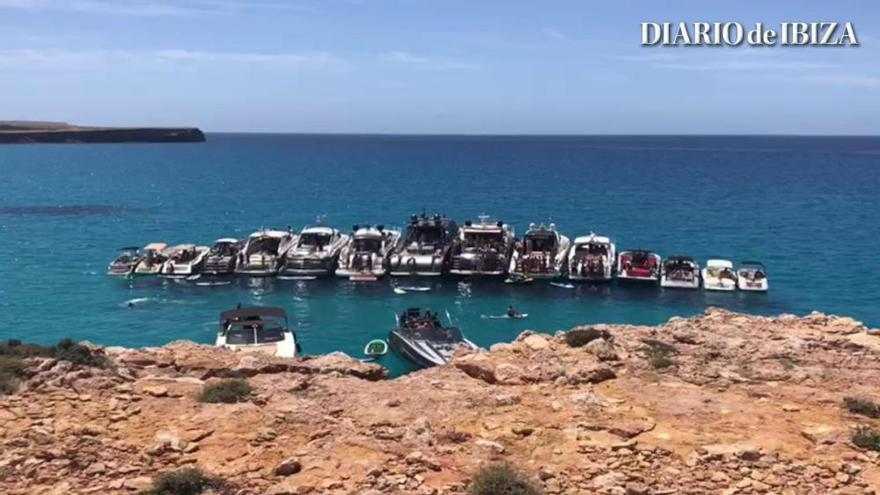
[462,231,503,249]
[300,233,332,248]
[353,237,382,252]
[576,243,607,257]
[211,243,234,256]
[224,322,287,345]
[524,234,556,253]
[250,237,281,254]
[405,225,444,245]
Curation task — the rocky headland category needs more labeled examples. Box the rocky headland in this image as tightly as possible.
[2,308,880,494]
[0,121,205,144]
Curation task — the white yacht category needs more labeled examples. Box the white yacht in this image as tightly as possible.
[737,261,768,292]
[160,244,209,278]
[568,233,616,282]
[335,225,402,280]
[509,223,570,279]
[449,216,515,277]
[660,256,701,289]
[388,213,459,277]
[703,259,737,291]
[203,238,243,276]
[216,307,299,358]
[235,229,297,277]
[281,226,349,276]
[132,242,169,276]
[617,249,662,284]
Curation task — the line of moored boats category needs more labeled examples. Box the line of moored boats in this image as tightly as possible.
[108,212,768,292]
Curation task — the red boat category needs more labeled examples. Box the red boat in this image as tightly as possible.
[616,249,661,283]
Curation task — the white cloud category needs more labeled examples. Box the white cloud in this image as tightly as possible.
[0,48,346,70]
[380,51,479,71]
[542,28,567,41]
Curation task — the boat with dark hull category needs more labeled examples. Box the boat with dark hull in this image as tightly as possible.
[388,213,459,277]
[449,215,515,277]
[388,308,478,368]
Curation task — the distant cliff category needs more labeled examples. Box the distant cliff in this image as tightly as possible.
[0,121,205,144]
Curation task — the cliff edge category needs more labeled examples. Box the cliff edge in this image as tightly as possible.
[0,121,205,144]
[1,308,879,494]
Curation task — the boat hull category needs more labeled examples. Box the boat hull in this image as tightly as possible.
[660,277,700,289]
[387,330,445,369]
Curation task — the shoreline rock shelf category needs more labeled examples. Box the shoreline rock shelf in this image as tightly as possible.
[1,308,879,494]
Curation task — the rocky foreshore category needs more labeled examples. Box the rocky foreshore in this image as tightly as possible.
[2,308,880,494]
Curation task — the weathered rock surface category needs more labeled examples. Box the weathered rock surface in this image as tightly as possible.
[1,308,879,494]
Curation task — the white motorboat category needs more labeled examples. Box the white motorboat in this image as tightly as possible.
[568,233,616,282]
[235,229,297,277]
[216,307,299,358]
[509,223,571,279]
[660,256,701,289]
[107,246,142,276]
[737,261,768,292]
[617,249,662,284]
[388,213,459,277]
[203,238,243,276]
[281,226,349,276]
[449,215,515,276]
[702,259,737,291]
[335,225,402,280]
[160,244,209,278]
[132,242,169,276]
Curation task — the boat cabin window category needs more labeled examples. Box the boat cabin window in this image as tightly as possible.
[250,238,281,254]
[462,231,503,249]
[224,322,286,345]
[524,234,556,253]
[406,226,444,245]
[300,233,332,248]
[225,325,257,345]
[353,238,382,252]
[576,243,607,256]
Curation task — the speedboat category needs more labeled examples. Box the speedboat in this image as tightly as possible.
[160,244,209,278]
[216,306,299,358]
[568,233,616,282]
[660,256,701,289]
[132,243,169,276]
[737,261,768,292]
[509,223,571,279]
[107,246,142,276]
[203,238,243,276]
[387,308,479,368]
[702,259,737,291]
[617,249,662,284]
[235,229,297,277]
[336,225,402,280]
[388,213,459,277]
[449,215,515,277]
[281,226,349,277]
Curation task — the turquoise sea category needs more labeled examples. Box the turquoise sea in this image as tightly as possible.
[1,134,878,375]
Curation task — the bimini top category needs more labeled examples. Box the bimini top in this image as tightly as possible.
[352,225,387,238]
[143,242,167,251]
[706,259,734,268]
[219,306,288,325]
[574,233,611,245]
[214,238,239,244]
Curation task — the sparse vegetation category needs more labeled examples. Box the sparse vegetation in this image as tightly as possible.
[145,468,231,495]
[469,463,541,495]
[852,426,880,452]
[844,397,880,419]
[564,327,608,348]
[0,338,108,395]
[197,379,252,404]
[643,339,677,369]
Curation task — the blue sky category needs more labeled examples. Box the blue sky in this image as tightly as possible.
[0,0,878,134]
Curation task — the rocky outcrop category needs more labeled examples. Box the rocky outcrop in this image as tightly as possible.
[1,309,879,494]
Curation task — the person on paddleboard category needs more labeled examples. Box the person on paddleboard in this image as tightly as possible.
[506,305,520,318]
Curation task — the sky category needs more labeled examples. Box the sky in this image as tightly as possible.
[0,0,878,134]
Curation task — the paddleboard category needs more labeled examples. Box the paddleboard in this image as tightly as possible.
[484,313,529,320]
[399,286,431,292]
[195,281,232,287]
[393,287,407,295]
[550,282,575,289]
[350,274,378,282]
[504,276,533,284]
[278,275,318,281]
